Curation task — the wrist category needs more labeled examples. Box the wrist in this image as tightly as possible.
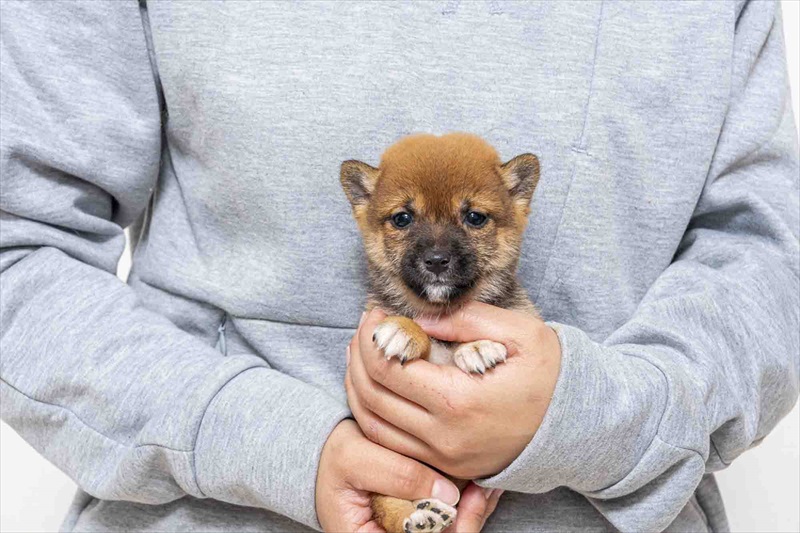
[478,324,667,493]
[196,368,350,530]
[316,419,355,530]
[317,419,357,479]
[521,321,563,439]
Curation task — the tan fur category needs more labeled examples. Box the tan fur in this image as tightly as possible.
[342,133,539,317]
[371,315,432,363]
[371,496,416,533]
[371,479,468,533]
[341,133,541,533]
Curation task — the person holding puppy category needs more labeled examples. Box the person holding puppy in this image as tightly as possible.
[1,2,798,533]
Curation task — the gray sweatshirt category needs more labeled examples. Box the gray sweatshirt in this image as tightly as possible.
[1,1,798,532]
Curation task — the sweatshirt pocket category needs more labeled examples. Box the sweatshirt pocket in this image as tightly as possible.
[214,313,228,356]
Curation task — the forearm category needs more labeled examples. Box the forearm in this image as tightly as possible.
[0,246,351,526]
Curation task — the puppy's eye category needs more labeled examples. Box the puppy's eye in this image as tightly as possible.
[465,211,488,228]
[391,212,413,229]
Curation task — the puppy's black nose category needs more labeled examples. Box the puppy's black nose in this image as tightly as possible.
[423,250,451,275]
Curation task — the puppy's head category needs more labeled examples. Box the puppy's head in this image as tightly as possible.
[341,133,539,313]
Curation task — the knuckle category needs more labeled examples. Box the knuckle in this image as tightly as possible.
[360,388,377,413]
[363,418,382,445]
[470,495,490,517]
[510,331,531,353]
[434,441,476,478]
[433,454,456,476]
[369,357,389,382]
[437,439,462,464]
[393,460,426,494]
[455,308,473,330]
[461,304,485,326]
[448,463,473,480]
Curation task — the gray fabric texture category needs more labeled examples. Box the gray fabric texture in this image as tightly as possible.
[1,1,798,532]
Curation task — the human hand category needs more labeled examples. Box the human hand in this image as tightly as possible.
[315,419,460,533]
[345,303,561,480]
[448,482,505,533]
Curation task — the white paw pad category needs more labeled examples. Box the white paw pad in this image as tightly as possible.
[404,499,456,533]
[373,321,414,363]
[454,340,507,374]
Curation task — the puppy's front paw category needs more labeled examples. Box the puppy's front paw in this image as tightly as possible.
[404,499,456,533]
[454,340,507,374]
[373,316,431,364]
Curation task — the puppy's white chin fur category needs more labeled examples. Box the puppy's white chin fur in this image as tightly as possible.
[424,284,452,303]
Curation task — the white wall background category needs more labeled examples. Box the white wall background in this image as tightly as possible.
[2,2,799,532]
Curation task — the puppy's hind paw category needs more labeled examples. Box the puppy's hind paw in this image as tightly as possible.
[404,499,456,533]
[454,340,507,374]
[372,316,431,364]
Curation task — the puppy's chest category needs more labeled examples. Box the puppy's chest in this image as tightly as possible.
[428,339,508,374]
[428,340,457,366]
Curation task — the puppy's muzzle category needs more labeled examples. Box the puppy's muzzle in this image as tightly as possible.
[422,249,451,275]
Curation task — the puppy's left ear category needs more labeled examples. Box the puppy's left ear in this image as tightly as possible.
[500,153,540,205]
[340,160,380,208]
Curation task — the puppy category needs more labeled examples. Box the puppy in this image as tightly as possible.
[340,133,540,533]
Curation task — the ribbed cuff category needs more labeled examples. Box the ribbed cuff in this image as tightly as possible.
[477,323,667,494]
[193,367,350,530]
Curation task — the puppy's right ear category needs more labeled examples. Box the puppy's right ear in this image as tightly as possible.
[340,160,380,207]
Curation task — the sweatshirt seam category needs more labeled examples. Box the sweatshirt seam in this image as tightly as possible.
[576,0,604,152]
[709,437,732,467]
[0,377,192,453]
[190,365,269,498]
[615,347,707,460]
[135,0,167,256]
[585,435,705,498]
[579,330,708,488]
[689,494,711,531]
[654,434,705,462]
[135,275,359,331]
[533,0,603,304]
[1,363,270,459]
[232,313,357,331]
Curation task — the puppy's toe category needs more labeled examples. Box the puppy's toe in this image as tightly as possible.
[374,322,409,358]
[474,340,507,367]
[373,317,429,364]
[405,499,456,533]
[373,321,400,350]
[454,340,507,374]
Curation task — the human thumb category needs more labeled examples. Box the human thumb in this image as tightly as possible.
[415,301,524,346]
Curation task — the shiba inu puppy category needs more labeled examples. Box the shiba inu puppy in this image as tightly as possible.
[340,133,540,533]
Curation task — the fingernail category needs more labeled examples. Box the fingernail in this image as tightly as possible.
[346,346,351,366]
[432,479,460,506]
[359,311,367,326]
[482,487,494,500]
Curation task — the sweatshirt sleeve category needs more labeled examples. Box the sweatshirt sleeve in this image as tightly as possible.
[478,2,800,531]
[0,2,348,529]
